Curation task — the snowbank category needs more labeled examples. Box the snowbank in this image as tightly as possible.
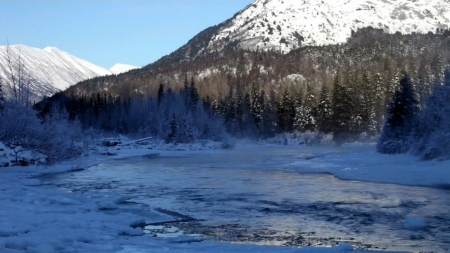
[0,142,47,167]
[282,143,450,187]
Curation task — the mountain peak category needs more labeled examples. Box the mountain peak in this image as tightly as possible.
[204,0,450,55]
[43,46,59,52]
[110,63,139,75]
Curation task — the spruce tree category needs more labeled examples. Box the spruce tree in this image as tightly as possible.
[293,90,303,132]
[377,73,419,154]
[261,90,279,138]
[411,69,450,160]
[189,77,199,111]
[297,84,316,132]
[250,85,263,132]
[372,73,386,132]
[332,73,354,145]
[157,83,164,107]
[317,85,333,133]
[166,114,178,143]
[277,89,294,132]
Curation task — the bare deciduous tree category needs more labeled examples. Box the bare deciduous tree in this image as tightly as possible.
[3,43,33,106]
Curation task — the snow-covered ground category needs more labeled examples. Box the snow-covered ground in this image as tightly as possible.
[281,142,450,188]
[1,138,448,253]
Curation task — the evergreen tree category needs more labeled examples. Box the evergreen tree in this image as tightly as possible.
[261,90,279,138]
[317,85,333,133]
[372,73,386,132]
[411,69,450,160]
[431,50,444,85]
[332,73,354,145]
[377,73,419,154]
[250,86,263,132]
[360,72,377,137]
[166,114,178,143]
[296,84,316,132]
[189,77,199,111]
[277,89,294,132]
[157,83,164,107]
[293,90,303,132]
[223,82,238,133]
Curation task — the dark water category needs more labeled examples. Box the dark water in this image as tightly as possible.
[46,146,450,253]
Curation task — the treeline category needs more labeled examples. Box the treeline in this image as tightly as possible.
[43,62,442,146]
[39,74,227,144]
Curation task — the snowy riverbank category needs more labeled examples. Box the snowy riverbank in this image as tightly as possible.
[1,139,447,253]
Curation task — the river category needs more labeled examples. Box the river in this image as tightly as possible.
[45,145,450,253]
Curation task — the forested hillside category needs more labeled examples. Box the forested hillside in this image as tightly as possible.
[40,28,450,144]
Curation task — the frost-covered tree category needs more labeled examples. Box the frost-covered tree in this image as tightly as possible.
[250,86,263,132]
[0,101,83,164]
[411,69,450,160]
[3,44,34,106]
[294,84,316,132]
[377,73,419,154]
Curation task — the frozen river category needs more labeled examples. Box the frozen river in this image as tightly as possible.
[46,145,450,253]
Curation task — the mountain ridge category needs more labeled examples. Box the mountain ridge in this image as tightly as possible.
[205,0,450,54]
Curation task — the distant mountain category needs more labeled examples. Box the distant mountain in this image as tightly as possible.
[110,63,139,74]
[0,45,111,100]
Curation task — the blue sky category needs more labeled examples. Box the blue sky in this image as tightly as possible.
[0,0,252,69]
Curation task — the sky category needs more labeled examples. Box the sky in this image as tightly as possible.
[0,0,253,69]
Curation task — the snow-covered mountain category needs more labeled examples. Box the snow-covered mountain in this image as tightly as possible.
[0,45,111,100]
[204,0,450,54]
[110,63,139,75]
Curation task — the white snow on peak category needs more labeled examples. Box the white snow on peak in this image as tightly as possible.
[110,63,139,74]
[0,45,112,100]
[207,0,450,54]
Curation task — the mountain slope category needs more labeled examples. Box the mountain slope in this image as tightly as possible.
[206,0,450,54]
[0,45,111,100]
